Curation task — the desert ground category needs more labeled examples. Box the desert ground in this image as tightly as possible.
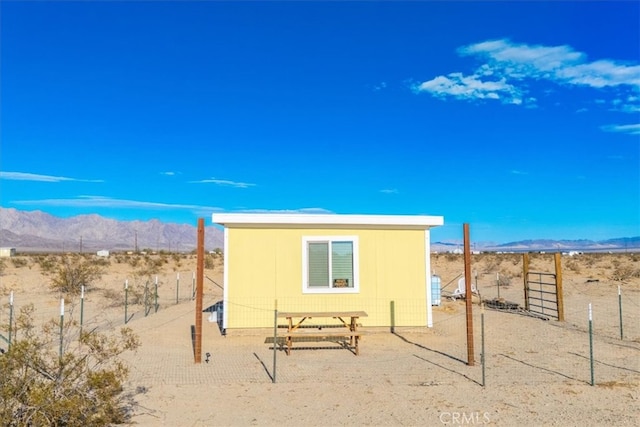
[1,251,639,426]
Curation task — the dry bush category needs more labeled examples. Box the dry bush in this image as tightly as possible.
[37,254,59,275]
[10,257,28,269]
[506,253,521,265]
[127,281,156,309]
[0,304,140,426]
[565,258,581,273]
[581,253,601,267]
[211,248,223,257]
[610,260,640,282]
[91,256,111,268]
[134,256,162,278]
[472,253,501,274]
[171,253,181,266]
[497,272,513,288]
[50,255,105,295]
[129,260,161,307]
[126,255,140,268]
[445,253,459,262]
[205,254,216,270]
[102,288,125,308]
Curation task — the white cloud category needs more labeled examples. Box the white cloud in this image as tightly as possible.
[373,82,387,91]
[600,124,640,135]
[190,178,256,188]
[611,95,640,113]
[380,188,399,194]
[557,60,640,88]
[0,171,103,183]
[415,38,640,110]
[510,170,528,175]
[12,195,221,211]
[416,73,523,105]
[236,207,334,214]
[459,39,586,80]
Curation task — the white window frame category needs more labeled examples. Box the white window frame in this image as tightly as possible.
[301,235,359,294]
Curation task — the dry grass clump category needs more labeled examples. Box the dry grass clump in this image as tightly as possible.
[609,257,640,282]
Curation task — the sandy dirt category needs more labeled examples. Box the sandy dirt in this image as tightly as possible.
[1,252,639,426]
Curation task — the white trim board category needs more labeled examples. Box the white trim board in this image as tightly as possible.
[212,213,443,229]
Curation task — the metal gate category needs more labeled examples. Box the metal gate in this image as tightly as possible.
[523,253,564,321]
[526,271,559,320]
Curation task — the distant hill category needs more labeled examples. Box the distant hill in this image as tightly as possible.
[491,237,640,252]
[0,207,637,253]
[0,208,223,253]
[433,236,640,253]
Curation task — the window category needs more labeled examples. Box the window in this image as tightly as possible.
[302,236,359,293]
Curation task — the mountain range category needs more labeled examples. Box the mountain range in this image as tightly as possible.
[0,208,637,253]
[431,237,639,253]
[0,208,223,253]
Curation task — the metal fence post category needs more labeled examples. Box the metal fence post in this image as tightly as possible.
[272,299,278,384]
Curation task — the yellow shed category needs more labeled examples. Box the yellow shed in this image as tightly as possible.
[212,213,444,333]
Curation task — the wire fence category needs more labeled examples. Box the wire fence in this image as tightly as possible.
[2,254,639,391]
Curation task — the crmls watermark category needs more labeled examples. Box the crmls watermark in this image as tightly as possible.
[439,411,491,425]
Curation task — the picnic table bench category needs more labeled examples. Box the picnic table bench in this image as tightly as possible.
[276,311,368,356]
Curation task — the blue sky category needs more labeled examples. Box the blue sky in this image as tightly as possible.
[1,1,638,243]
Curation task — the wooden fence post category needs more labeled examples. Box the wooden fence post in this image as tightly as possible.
[194,218,205,363]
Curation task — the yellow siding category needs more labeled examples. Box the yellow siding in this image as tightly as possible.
[225,227,427,329]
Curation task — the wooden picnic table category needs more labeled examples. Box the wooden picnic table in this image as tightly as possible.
[277,311,368,355]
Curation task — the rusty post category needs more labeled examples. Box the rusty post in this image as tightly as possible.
[463,223,474,366]
[194,218,205,363]
[522,253,530,311]
[554,252,564,321]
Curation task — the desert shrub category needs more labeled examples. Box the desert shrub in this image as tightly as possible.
[10,257,28,268]
[0,259,5,275]
[100,280,154,310]
[610,263,640,282]
[102,288,125,308]
[205,254,216,270]
[37,255,59,275]
[581,254,599,267]
[480,254,501,273]
[50,255,105,294]
[445,253,459,262]
[0,304,139,426]
[127,255,140,268]
[133,256,162,278]
[129,261,161,307]
[508,253,521,265]
[91,257,111,268]
[565,258,581,273]
[211,248,223,257]
[124,280,156,308]
[497,271,512,287]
